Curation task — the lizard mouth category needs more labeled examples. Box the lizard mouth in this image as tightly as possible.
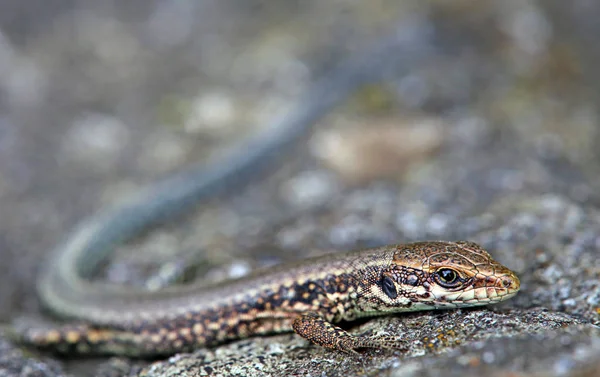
[428,271,521,307]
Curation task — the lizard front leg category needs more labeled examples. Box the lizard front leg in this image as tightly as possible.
[292,312,408,353]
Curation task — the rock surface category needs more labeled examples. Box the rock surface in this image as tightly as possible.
[1,1,599,377]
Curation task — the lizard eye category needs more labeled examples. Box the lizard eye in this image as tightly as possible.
[380,275,397,299]
[434,268,461,288]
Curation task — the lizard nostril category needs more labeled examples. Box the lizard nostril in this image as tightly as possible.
[501,273,520,291]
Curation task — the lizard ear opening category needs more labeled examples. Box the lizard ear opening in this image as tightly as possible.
[380,275,397,299]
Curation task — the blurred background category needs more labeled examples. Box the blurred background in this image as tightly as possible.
[1,1,600,376]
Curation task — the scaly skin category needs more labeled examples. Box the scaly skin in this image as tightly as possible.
[22,240,519,356]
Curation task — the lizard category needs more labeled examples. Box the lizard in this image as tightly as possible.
[22,241,520,356]
[14,25,520,357]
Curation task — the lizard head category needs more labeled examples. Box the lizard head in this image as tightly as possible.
[356,241,520,315]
